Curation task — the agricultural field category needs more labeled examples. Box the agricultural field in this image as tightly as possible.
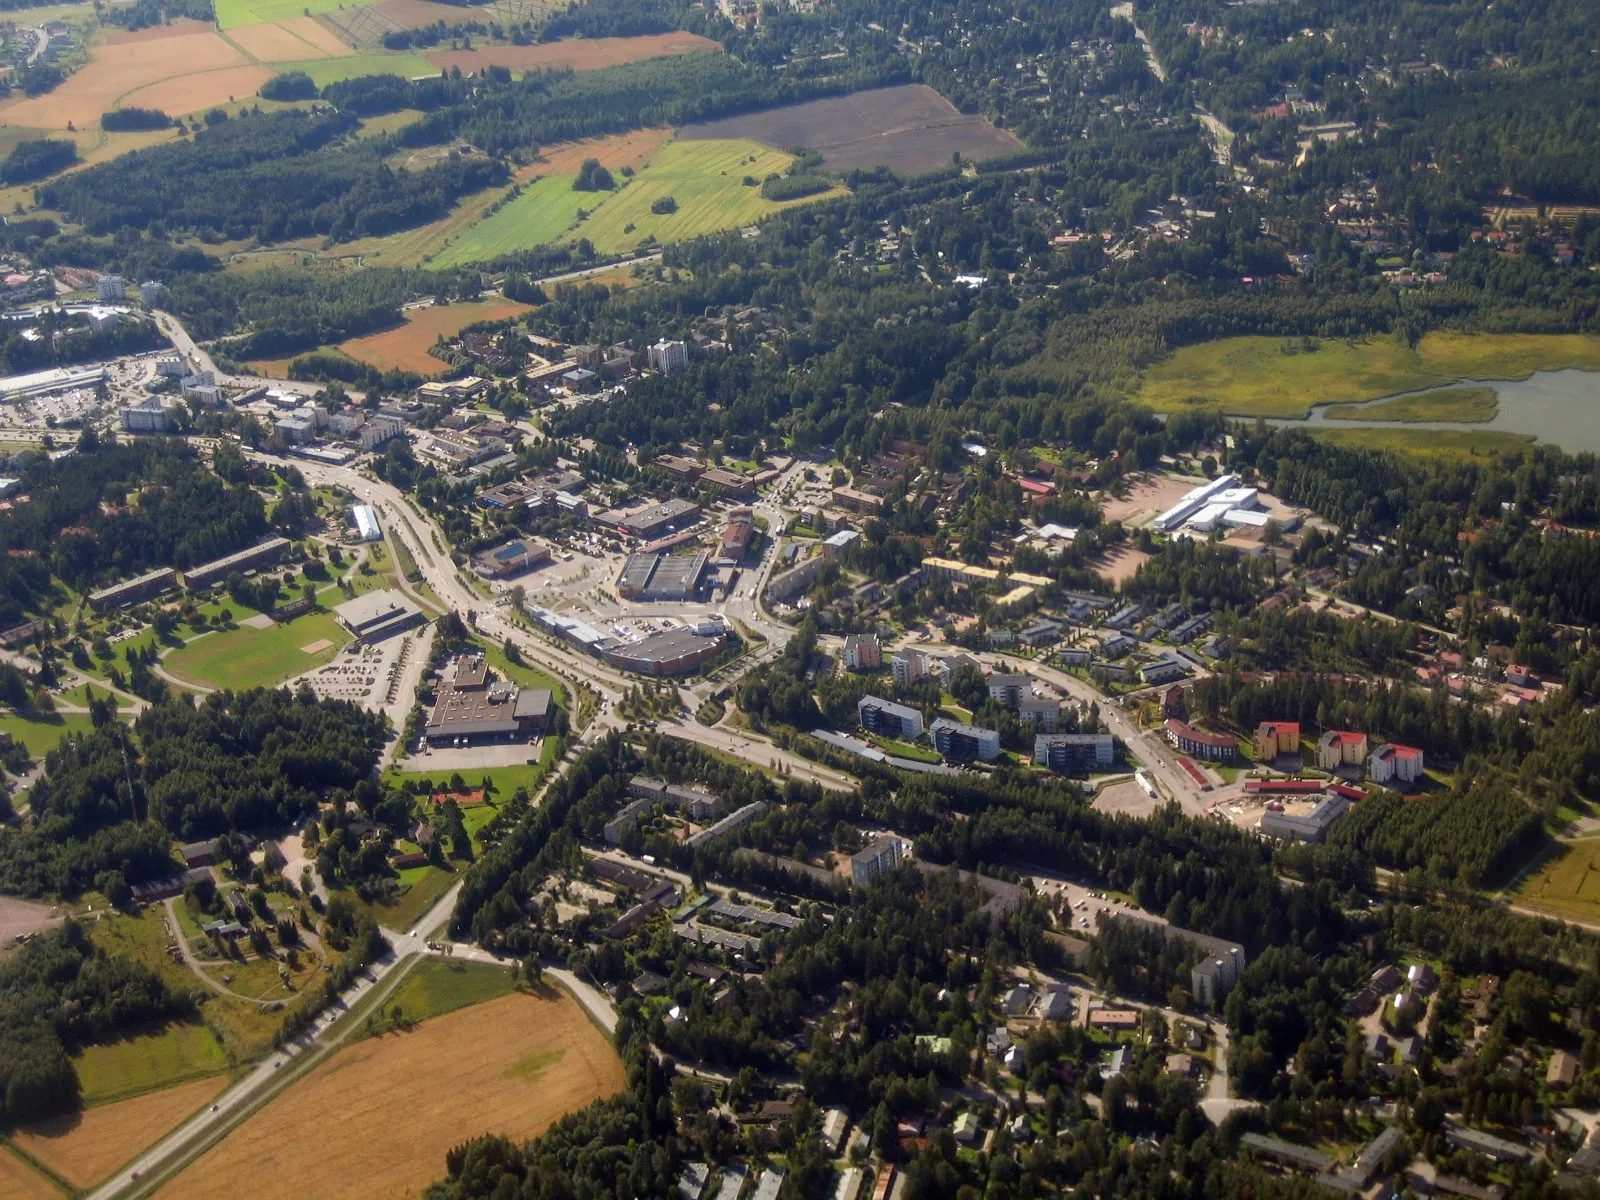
[1137,332,1600,417]
[226,16,356,63]
[13,1075,229,1190]
[433,137,841,265]
[336,296,534,374]
[74,1021,230,1106]
[425,30,720,77]
[678,83,1025,175]
[1515,837,1600,924]
[372,959,516,1032]
[155,989,625,1200]
[161,610,351,691]
[215,0,348,30]
[278,50,435,87]
[0,1149,59,1200]
[0,23,268,132]
[1324,385,1498,423]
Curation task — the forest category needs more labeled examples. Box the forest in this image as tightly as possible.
[0,688,387,897]
[0,921,197,1125]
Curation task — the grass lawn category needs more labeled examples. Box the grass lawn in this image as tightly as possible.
[163,610,351,691]
[349,865,459,935]
[1325,385,1498,423]
[480,640,566,710]
[74,1021,229,1107]
[875,736,941,764]
[0,709,97,758]
[368,959,515,1035]
[1306,426,1535,459]
[1514,837,1600,924]
[277,53,436,86]
[433,138,844,266]
[388,754,556,806]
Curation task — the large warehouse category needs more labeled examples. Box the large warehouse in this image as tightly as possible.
[334,589,425,643]
[423,654,553,745]
[615,550,710,601]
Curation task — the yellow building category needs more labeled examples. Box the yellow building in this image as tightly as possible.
[1253,721,1301,761]
[1314,730,1368,770]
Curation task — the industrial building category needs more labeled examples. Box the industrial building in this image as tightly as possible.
[616,550,709,601]
[351,504,381,543]
[182,537,290,591]
[473,540,551,579]
[88,567,178,612]
[423,655,551,745]
[1258,794,1351,843]
[334,589,426,643]
[1033,733,1114,772]
[930,717,1001,762]
[857,695,925,740]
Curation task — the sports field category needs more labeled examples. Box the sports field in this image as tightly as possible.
[425,30,719,77]
[337,296,534,374]
[432,137,841,266]
[1137,332,1600,417]
[155,990,625,1200]
[163,610,350,691]
[13,1075,229,1190]
[1514,837,1600,924]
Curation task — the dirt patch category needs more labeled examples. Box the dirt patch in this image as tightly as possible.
[121,64,277,117]
[300,638,334,654]
[156,990,624,1200]
[13,1076,229,1190]
[1091,779,1159,819]
[1098,473,1208,526]
[0,1150,59,1200]
[103,18,215,44]
[678,83,1024,175]
[337,297,532,375]
[527,127,672,178]
[426,31,719,77]
[0,894,65,944]
[1086,543,1149,585]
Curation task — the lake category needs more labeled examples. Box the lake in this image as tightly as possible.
[1266,368,1600,451]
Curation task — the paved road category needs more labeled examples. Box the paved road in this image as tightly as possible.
[92,881,469,1200]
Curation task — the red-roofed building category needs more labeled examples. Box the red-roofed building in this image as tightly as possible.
[1166,719,1237,762]
[1244,778,1324,795]
[1314,730,1368,770]
[1368,743,1424,786]
[1253,721,1300,761]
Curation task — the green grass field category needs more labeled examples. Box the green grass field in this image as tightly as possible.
[387,752,557,806]
[0,710,97,758]
[1324,385,1498,423]
[349,865,458,934]
[431,176,596,269]
[1515,837,1600,924]
[431,139,845,266]
[162,610,351,691]
[1137,331,1600,418]
[1306,426,1535,459]
[215,0,346,28]
[75,1022,229,1107]
[277,53,437,87]
[373,959,515,1033]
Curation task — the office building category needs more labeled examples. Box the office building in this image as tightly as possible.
[473,539,551,579]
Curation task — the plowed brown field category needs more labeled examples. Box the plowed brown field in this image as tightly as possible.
[155,990,623,1200]
[339,297,532,375]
